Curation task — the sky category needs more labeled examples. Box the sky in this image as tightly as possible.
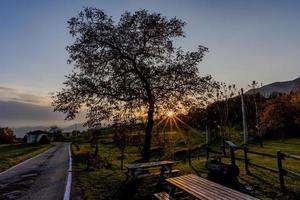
[0,0,300,128]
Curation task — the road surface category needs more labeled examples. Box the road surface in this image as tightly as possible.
[0,143,70,200]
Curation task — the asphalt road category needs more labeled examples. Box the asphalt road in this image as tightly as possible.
[0,143,70,200]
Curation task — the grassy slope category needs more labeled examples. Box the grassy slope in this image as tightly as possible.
[0,143,55,172]
[72,136,300,200]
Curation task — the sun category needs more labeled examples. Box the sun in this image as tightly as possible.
[166,110,175,118]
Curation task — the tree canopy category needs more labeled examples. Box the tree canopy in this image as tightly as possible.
[53,8,213,161]
[0,127,16,144]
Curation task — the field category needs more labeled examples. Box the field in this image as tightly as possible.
[0,143,55,172]
[71,132,300,200]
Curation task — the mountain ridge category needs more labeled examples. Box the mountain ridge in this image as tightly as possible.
[13,123,86,138]
[247,77,300,97]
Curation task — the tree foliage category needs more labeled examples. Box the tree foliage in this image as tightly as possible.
[52,8,212,161]
[259,94,293,140]
[0,127,16,144]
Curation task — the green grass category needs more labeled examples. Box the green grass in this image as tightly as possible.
[234,138,300,199]
[0,143,55,172]
[72,135,300,200]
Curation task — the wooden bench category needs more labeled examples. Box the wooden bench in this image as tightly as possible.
[154,192,175,200]
[125,161,176,180]
[166,174,259,200]
[137,169,180,179]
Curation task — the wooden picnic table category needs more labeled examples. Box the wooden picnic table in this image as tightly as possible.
[125,161,176,180]
[165,174,259,200]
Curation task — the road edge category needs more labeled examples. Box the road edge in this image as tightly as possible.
[0,145,54,176]
[64,143,72,200]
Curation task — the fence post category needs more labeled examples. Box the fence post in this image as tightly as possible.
[277,150,285,192]
[188,148,191,166]
[87,151,90,170]
[205,145,210,160]
[222,137,226,156]
[243,146,250,175]
[229,146,236,165]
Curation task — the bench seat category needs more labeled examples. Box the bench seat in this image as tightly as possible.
[137,169,180,179]
[154,192,175,200]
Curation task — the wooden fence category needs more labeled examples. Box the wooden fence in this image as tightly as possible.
[205,141,300,192]
[240,146,300,191]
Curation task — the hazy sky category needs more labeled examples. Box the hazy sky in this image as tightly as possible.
[1,0,300,127]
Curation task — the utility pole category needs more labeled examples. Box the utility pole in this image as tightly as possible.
[241,88,248,145]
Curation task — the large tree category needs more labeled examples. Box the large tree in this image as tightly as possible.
[53,8,212,161]
[260,94,292,139]
[0,127,16,144]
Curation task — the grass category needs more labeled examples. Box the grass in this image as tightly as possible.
[0,143,55,172]
[234,139,300,199]
[72,134,300,200]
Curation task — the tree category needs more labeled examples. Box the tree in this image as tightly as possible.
[0,127,16,144]
[260,94,292,140]
[291,89,300,126]
[247,81,264,147]
[209,83,237,129]
[113,121,132,170]
[53,8,212,161]
[209,82,237,154]
[48,125,63,142]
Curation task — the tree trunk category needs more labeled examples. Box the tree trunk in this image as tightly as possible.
[95,136,99,156]
[142,100,155,162]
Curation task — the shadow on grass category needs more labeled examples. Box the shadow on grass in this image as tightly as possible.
[239,173,300,199]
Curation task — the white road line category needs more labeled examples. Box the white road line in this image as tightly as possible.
[63,143,72,200]
[0,146,53,176]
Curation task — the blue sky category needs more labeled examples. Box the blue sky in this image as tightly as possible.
[0,0,300,127]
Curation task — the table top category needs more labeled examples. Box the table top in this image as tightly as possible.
[125,161,174,170]
[166,174,259,200]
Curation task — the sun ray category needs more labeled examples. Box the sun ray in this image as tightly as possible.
[174,115,201,134]
[171,117,188,144]
[153,117,167,130]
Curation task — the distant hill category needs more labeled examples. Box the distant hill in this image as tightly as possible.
[13,123,87,138]
[247,77,300,97]
[61,123,86,132]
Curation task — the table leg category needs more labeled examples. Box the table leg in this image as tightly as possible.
[168,164,173,177]
[129,169,137,181]
[169,185,176,197]
[155,166,165,191]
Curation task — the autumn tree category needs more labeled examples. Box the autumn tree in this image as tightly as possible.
[260,94,292,140]
[0,127,16,144]
[52,8,212,161]
[291,89,300,126]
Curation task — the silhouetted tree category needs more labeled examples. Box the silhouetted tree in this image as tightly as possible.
[247,81,264,146]
[53,8,212,161]
[0,127,16,144]
[209,82,237,154]
[48,125,63,141]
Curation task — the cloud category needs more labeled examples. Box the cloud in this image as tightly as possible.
[0,100,86,127]
[0,86,17,91]
[0,85,86,128]
[0,86,51,105]
[0,100,63,120]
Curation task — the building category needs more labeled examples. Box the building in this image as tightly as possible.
[25,130,50,144]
